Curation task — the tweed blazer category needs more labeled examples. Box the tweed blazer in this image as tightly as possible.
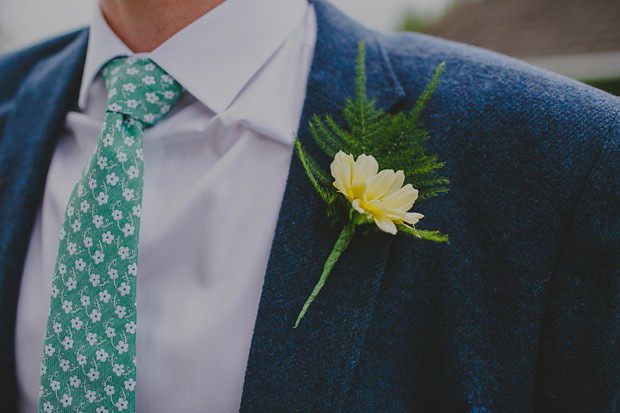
[0,0,618,411]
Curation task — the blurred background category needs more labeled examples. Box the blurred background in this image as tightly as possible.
[1,0,618,95]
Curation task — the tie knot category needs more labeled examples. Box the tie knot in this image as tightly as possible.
[102,57,183,126]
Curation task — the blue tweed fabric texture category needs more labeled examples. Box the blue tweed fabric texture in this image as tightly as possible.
[0,0,618,411]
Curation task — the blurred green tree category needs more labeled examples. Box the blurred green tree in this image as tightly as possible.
[396,8,436,33]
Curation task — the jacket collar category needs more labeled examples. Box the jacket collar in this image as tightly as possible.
[239,0,405,409]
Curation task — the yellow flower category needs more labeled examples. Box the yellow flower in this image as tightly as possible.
[330,151,424,235]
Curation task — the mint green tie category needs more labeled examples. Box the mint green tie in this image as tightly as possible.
[38,57,182,412]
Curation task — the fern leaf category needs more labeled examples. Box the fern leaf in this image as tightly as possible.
[324,115,358,150]
[409,62,445,122]
[295,140,334,204]
[309,117,342,158]
[398,226,449,243]
[300,41,449,237]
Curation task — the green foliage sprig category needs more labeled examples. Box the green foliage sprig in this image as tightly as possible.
[293,41,449,328]
[296,41,449,241]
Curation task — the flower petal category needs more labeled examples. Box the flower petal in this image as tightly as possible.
[351,198,366,214]
[385,170,405,197]
[331,153,354,199]
[337,151,355,168]
[364,169,397,201]
[352,154,379,186]
[404,212,424,225]
[386,210,407,221]
[374,215,397,234]
[381,184,418,212]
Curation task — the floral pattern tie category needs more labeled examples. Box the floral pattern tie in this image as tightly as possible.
[38,57,182,412]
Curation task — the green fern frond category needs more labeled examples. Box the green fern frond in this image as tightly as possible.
[324,115,357,150]
[354,41,368,107]
[297,40,449,241]
[397,226,449,243]
[309,117,341,158]
[295,140,334,204]
[409,61,445,122]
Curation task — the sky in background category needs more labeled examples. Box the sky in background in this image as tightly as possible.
[0,0,452,52]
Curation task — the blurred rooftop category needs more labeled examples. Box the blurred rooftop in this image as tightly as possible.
[431,0,620,57]
[429,0,620,94]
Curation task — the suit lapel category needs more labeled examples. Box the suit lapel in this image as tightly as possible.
[240,0,405,410]
[0,30,88,398]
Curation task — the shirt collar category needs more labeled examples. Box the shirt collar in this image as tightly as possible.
[79,0,308,113]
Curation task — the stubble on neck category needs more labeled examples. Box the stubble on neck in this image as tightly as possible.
[100,0,226,52]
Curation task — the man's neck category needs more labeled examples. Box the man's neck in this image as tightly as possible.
[100,0,226,52]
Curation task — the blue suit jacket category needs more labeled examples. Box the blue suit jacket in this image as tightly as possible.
[1,1,618,411]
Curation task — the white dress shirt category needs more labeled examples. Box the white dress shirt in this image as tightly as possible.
[15,0,316,411]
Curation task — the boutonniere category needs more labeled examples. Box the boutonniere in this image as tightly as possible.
[293,42,449,328]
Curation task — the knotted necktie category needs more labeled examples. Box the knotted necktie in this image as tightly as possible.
[38,57,182,412]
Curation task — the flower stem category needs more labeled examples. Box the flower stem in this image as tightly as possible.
[293,221,357,328]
